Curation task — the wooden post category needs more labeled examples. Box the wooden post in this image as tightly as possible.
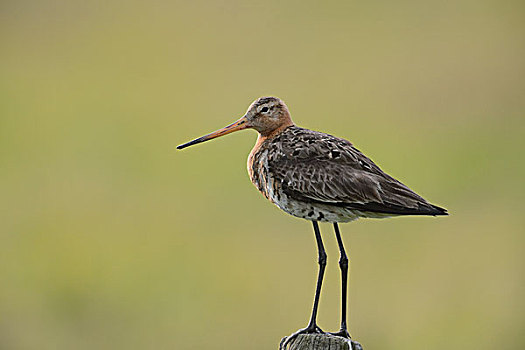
[280,334,363,350]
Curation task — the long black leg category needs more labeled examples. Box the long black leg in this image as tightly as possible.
[280,220,327,349]
[330,222,351,338]
[307,220,327,329]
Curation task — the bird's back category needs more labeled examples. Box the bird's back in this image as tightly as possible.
[248,126,446,222]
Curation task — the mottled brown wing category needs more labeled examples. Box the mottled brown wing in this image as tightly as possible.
[268,127,446,215]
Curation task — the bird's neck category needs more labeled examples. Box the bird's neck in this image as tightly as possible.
[259,119,294,138]
[249,124,292,162]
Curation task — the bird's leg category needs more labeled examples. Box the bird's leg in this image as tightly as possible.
[280,221,326,350]
[306,220,327,331]
[329,222,351,339]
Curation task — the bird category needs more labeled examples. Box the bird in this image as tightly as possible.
[177,96,447,349]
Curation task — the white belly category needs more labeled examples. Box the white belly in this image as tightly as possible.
[270,191,362,223]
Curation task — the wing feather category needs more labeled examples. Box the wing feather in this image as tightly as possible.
[268,127,447,216]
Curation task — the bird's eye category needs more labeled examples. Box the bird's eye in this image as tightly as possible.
[261,107,269,113]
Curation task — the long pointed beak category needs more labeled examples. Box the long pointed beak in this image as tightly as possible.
[176,116,249,150]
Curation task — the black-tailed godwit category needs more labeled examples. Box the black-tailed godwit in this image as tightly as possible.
[177,96,447,348]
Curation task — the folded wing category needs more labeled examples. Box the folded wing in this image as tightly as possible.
[268,128,447,216]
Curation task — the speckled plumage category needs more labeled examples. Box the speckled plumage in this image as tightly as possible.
[248,125,446,223]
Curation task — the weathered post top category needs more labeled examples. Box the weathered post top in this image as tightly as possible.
[280,333,363,350]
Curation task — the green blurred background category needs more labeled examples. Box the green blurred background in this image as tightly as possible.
[1,0,524,349]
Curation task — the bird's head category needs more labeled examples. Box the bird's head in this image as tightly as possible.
[244,96,293,135]
[177,96,294,150]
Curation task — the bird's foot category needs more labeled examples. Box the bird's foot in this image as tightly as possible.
[329,328,351,339]
[330,330,364,350]
[279,324,324,350]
